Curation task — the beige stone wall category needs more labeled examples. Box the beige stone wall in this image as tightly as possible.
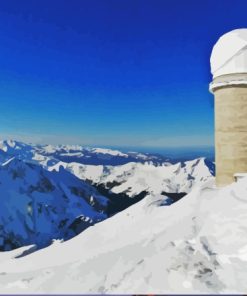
[214,86,247,186]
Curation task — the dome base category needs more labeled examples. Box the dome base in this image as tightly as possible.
[210,73,247,93]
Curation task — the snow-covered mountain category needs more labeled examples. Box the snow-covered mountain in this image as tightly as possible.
[47,157,214,215]
[0,139,214,209]
[0,178,247,294]
[50,157,213,196]
[0,158,108,251]
[0,139,214,252]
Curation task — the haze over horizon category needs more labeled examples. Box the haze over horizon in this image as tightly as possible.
[1,0,247,147]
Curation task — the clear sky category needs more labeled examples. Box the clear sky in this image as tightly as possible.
[0,0,246,148]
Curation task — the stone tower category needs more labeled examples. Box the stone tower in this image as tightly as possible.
[210,29,247,186]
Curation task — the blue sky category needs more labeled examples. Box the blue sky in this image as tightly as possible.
[0,0,246,147]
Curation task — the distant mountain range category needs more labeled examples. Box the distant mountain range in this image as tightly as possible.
[0,140,214,251]
[0,140,166,166]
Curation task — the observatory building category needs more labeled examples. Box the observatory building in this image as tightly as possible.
[210,29,247,186]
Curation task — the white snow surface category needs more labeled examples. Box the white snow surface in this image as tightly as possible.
[211,28,247,78]
[0,178,247,293]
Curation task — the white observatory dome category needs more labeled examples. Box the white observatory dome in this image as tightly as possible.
[211,29,247,78]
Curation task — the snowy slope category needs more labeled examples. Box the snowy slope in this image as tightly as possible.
[0,158,108,251]
[1,179,247,293]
